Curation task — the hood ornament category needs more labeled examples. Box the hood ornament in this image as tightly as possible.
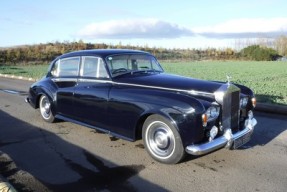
[226,74,232,85]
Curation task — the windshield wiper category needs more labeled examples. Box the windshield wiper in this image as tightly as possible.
[131,69,162,75]
[112,69,162,78]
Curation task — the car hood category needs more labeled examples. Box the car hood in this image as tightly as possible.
[114,73,224,94]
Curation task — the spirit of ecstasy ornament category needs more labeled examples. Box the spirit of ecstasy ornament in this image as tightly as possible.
[226,74,232,85]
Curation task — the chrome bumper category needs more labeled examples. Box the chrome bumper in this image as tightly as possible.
[25,97,30,103]
[185,113,257,156]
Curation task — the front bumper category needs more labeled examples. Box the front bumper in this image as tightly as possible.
[25,97,30,103]
[185,112,257,156]
[25,96,36,108]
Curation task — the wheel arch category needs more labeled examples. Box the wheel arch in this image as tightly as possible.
[134,107,182,141]
[35,87,55,111]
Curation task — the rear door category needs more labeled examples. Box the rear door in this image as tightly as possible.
[50,57,80,118]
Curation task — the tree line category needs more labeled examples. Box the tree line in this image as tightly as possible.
[1,36,286,66]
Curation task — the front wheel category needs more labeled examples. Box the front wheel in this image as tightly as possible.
[39,94,55,123]
[142,115,185,164]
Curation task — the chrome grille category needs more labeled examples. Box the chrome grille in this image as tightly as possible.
[215,83,240,131]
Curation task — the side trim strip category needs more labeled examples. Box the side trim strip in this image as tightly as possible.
[114,82,214,97]
[51,77,214,97]
[52,78,78,82]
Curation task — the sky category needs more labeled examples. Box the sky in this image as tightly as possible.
[1,0,287,49]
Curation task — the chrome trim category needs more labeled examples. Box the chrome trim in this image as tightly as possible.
[51,77,214,97]
[215,82,240,131]
[115,82,214,97]
[214,83,240,105]
[25,97,30,103]
[185,113,257,156]
[77,78,112,83]
[52,78,78,82]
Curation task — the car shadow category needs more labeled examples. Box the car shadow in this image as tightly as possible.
[247,111,287,147]
[256,94,285,105]
[0,109,165,192]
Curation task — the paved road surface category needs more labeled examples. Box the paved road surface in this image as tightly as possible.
[0,77,287,192]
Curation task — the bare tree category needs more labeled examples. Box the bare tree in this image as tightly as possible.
[274,35,287,56]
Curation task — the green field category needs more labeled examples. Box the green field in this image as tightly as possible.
[162,61,287,105]
[0,61,286,105]
[0,65,48,80]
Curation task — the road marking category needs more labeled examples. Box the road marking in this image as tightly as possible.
[0,89,19,94]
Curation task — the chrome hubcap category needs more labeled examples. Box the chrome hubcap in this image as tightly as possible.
[44,102,50,113]
[154,131,169,148]
[146,121,175,159]
[40,96,51,119]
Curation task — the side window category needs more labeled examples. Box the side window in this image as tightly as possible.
[136,59,151,70]
[81,57,109,78]
[51,60,60,77]
[50,57,80,77]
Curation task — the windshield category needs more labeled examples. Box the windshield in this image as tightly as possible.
[105,54,164,77]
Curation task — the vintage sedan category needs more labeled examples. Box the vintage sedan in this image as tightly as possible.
[26,49,257,164]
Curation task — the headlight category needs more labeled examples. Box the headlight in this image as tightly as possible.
[206,106,220,121]
[202,106,220,126]
[240,97,249,108]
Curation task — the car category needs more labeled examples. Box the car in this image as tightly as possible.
[26,49,257,164]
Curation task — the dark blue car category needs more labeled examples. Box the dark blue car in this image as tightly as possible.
[26,49,257,164]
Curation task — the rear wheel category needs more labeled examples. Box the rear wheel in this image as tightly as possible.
[39,94,55,123]
[142,115,185,164]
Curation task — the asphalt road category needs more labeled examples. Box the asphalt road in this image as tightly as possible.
[0,77,287,192]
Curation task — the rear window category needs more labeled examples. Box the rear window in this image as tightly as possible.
[51,57,80,77]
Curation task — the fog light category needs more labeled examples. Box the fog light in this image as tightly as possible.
[209,126,218,141]
[245,110,257,129]
[240,97,248,108]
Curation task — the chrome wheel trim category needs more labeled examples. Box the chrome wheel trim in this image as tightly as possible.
[145,121,175,159]
[40,95,51,120]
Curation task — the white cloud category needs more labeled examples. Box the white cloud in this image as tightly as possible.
[77,18,194,39]
[194,18,287,38]
[77,18,287,42]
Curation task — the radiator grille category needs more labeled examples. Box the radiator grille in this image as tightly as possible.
[215,84,240,131]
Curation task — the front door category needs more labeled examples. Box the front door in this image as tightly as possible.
[73,56,112,129]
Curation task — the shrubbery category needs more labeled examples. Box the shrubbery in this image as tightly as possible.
[0,41,239,65]
[0,41,283,65]
[240,45,279,61]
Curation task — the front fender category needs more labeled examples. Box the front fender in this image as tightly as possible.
[110,87,208,145]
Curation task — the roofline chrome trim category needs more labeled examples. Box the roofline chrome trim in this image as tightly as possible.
[51,77,214,97]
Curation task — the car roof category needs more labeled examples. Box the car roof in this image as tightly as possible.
[58,49,151,59]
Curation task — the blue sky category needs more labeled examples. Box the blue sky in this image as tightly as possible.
[1,0,287,49]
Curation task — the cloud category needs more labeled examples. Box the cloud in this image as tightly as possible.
[77,19,194,39]
[194,18,287,39]
[77,18,287,41]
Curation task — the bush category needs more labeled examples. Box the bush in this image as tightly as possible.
[240,45,280,61]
